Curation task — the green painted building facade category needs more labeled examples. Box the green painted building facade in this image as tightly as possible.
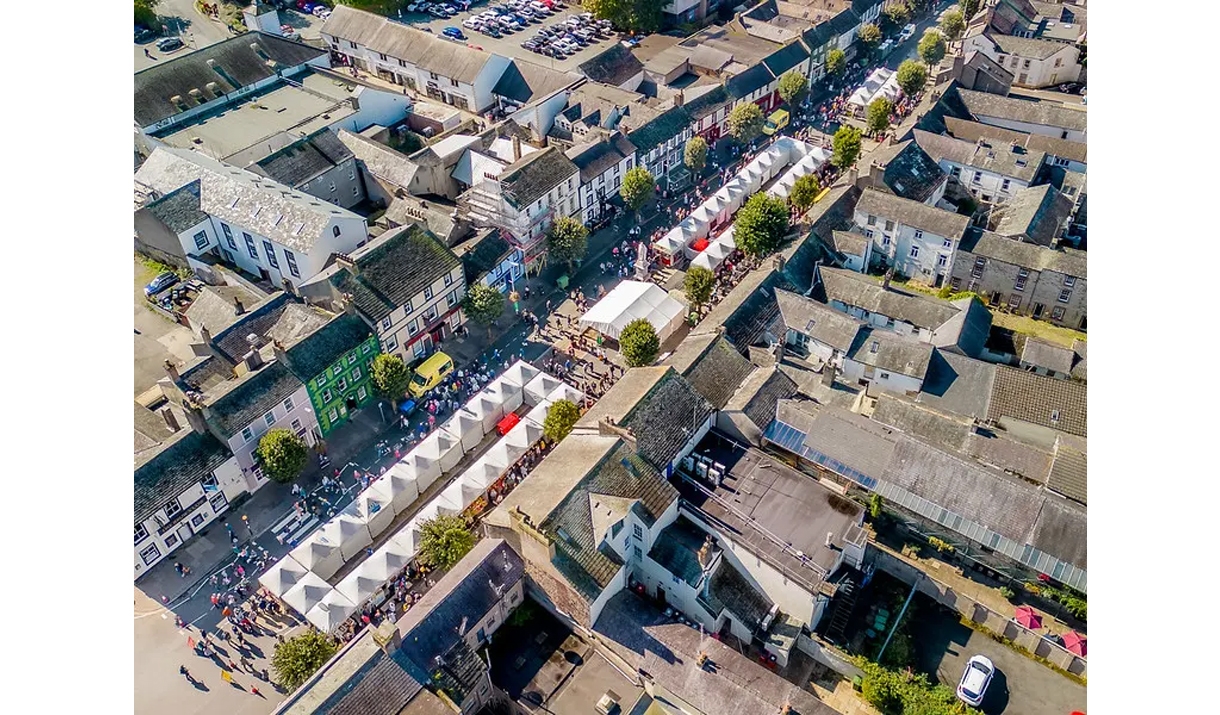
[281,313,381,437]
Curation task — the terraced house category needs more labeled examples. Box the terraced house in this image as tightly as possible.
[277,313,381,436]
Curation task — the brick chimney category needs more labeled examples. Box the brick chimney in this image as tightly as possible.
[821,362,837,387]
[674,90,684,107]
[164,359,181,382]
[512,135,522,162]
[234,296,245,315]
[200,324,213,345]
[882,267,893,290]
[371,620,401,654]
[272,339,288,364]
[161,407,181,433]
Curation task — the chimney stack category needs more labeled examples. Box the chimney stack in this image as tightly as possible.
[820,362,836,387]
[674,90,685,107]
[825,531,834,548]
[161,407,181,433]
[272,339,287,364]
[200,324,213,345]
[164,359,181,382]
[882,267,893,290]
[234,296,245,315]
[511,136,522,162]
[371,621,401,654]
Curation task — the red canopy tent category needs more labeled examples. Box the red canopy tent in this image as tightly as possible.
[1014,605,1042,630]
[1062,631,1087,657]
[496,412,520,436]
[691,238,710,252]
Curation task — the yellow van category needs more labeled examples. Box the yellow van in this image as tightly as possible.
[763,109,790,136]
[408,351,454,398]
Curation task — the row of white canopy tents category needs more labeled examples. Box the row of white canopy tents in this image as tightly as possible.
[578,280,686,344]
[848,67,902,115]
[260,360,568,632]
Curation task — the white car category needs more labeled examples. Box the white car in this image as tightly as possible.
[463,18,481,28]
[899,23,916,42]
[956,655,994,707]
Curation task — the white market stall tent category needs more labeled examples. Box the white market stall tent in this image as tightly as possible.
[282,570,333,617]
[259,554,308,598]
[336,504,374,561]
[306,588,357,633]
[500,360,541,389]
[849,67,896,113]
[390,525,419,556]
[416,430,461,478]
[524,399,552,429]
[467,393,505,433]
[356,539,414,583]
[485,376,524,413]
[524,373,565,407]
[462,457,502,492]
[443,409,485,452]
[383,463,422,514]
[334,566,383,610]
[436,482,467,515]
[357,481,398,538]
[290,523,345,580]
[547,383,586,406]
[505,418,543,451]
[400,449,442,489]
[579,280,686,343]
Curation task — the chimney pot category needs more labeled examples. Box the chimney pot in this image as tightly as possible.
[511,136,522,162]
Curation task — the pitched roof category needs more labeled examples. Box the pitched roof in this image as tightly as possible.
[578,44,645,86]
[133,32,327,127]
[134,403,175,455]
[856,188,971,239]
[336,129,419,189]
[912,129,1043,183]
[914,351,996,419]
[682,85,732,122]
[988,365,1087,436]
[204,361,304,437]
[736,367,799,433]
[932,296,992,357]
[827,229,870,258]
[281,313,373,382]
[1047,439,1087,504]
[959,229,1086,278]
[761,41,809,76]
[872,395,972,452]
[321,6,492,83]
[775,288,866,352]
[565,132,636,183]
[332,225,461,322]
[210,293,331,363]
[725,62,776,99]
[991,183,1073,244]
[955,87,1088,132]
[183,283,265,339]
[250,129,354,188]
[491,60,579,104]
[865,139,947,204]
[144,180,208,233]
[135,429,232,523]
[623,372,716,471]
[1020,337,1075,375]
[326,651,433,715]
[846,329,935,381]
[704,557,775,630]
[942,115,1087,164]
[499,147,580,210]
[625,105,692,153]
[680,335,754,409]
[989,33,1075,60]
[817,266,960,330]
[455,229,514,285]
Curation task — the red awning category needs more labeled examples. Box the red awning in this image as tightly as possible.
[691,238,710,252]
[496,412,520,436]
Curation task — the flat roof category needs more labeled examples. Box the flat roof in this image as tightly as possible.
[157,72,357,161]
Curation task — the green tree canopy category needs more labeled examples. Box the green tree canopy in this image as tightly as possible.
[336,0,400,13]
[727,102,765,144]
[859,23,882,49]
[418,514,475,571]
[619,318,660,367]
[135,0,159,28]
[683,265,716,314]
[831,125,863,169]
[882,2,911,29]
[788,174,821,213]
[621,167,656,213]
[585,0,665,34]
[684,136,708,173]
[826,49,847,77]
[272,630,337,691]
[866,97,894,135]
[896,59,929,97]
[918,30,947,68]
[960,0,981,20]
[777,71,809,106]
[546,216,590,271]
[461,282,505,339]
[370,353,412,402]
[542,399,581,443]
[256,429,308,484]
[733,193,790,258]
[939,8,965,41]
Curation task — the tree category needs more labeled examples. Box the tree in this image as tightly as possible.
[684,136,708,174]
[882,2,911,30]
[256,429,308,484]
[960,0,981,20]
[727,102,765,144]
[788,174,821,213]
[619,318,660,367]
[546,216,589,272]
[542,399,581,443]
[896,59,929,97]
[939,8,965,42]
[336,0,400,14]
[135,0,159,28]
[417,514,475,571]
[733,194,790,259]
[777,71,808,106]
[918,30,947,68]
[461,282,505,340]
[272,630,337,691]
[370,353,412,402]
[585,0,665,34]
[683,266,715,314]
[858,23,882,50]
[825,48,847,77]
[866,97,893,136]
[620,167,656,214]
[830,125,863,169]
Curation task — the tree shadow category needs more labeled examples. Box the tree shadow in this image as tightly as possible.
[159,14,197,36]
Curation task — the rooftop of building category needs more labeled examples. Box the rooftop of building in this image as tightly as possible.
[499,147,581,210]
[864,139,948,204]
[248,129,355,188]
[988,364,1087,437]
[331,224,461,323]
[202,360,304,438]
[492,59,582,105]
[990,183,1074,244]
[335,128,419,189]
[912,128,1045,183]
[856,188,971,239]
[954,87,1088,132]
[578,43,646,86]
[134,429,232,524]
[958,229,1087,278]
[322,5,492,82]
[941,115,1087,164]
[280,313,373,382]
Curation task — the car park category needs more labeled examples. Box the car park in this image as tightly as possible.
[956,655,994,708]
[442,26,467,40]
[135,26,158,44]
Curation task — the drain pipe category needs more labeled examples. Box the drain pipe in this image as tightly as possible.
[877,574,921,663]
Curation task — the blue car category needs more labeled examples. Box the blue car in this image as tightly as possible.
[144,271,179,298]
[442,26,466,40]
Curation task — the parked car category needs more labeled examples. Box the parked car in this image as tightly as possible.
[899,23,916,42]
[156,37,184,52]
[1058,82,1083,94]
[442,26,466,40]
[135,26,158,44]
[312,5,330,17]
[956,655,994,708]
[144,272,179,298]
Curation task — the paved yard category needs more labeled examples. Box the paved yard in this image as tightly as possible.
[911,603,1086,715]
[134,258,197,398]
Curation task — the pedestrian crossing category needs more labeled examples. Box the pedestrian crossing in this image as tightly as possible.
[271,509,319,547]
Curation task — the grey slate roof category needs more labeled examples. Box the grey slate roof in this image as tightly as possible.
[781,399,900,481]
[739,367,798,433]
[336,129,419,189]
[846,329,935,381]
[775,288,866,353]
[455,229,513,286]
[932,297,992,358]
[144,180,207,233]
[915,351,996,419]
[912,129,1044,183]
[991,183,1073,244]
[1070,339,1087,381]
[856,188,970,239]
[942,115,1087,164]
[578,44,645,86]
[681,335,754,409]
[761,41,809,76]
[282,313,373,382]
[251,130,354,188]
[565,132,636,183]
[324,651,430,715]
[865,139,948,204]
[499,147,580,210]
[133,32,326,127]
[135,429,232,524]
[647,515,711,588]
[725,62,775,99]
[960,229,1087,278]
[623,372,715,471]
[491,60,579,104]
[204,361,303,438]
[827,229,871,258]
[989,33,1073,60]
[703,269,796,350]
[1029,495,1087,569]
[625,105,692,153]
[704,557,775,631]
[332,225,461,323]
[817,266,960,331]
[1020,338,1075,375]
[988,365,1087,436]
[1046,440,1087,504]
[322,6,492,83]
[210,292,295,362]
[955,87,1087,132]
[183,284,265,339]
[962,430,1053,484]
[871,395,972,452]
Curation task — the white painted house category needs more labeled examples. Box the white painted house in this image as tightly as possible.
[566,131,637,225]
[854,188,972,286]
[913,129,1046,204]
[963,31,1082,89]
[954,87,1086,142]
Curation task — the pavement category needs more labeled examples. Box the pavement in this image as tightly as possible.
[911,601,1087,715]
[134,259,198,398]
